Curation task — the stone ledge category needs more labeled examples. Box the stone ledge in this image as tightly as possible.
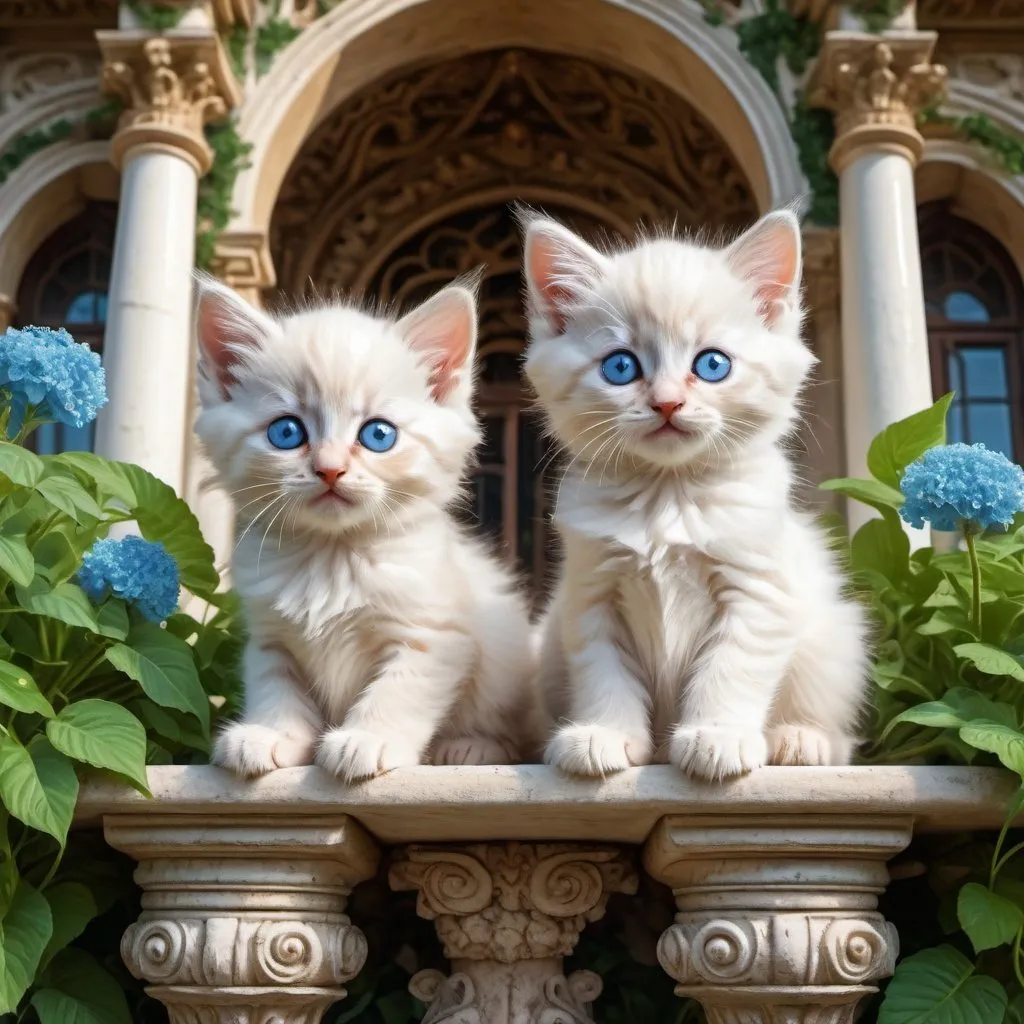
[76,765,1018,842]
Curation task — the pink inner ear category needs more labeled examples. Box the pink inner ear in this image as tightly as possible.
[403,293,475,403]
[527,237,573,333]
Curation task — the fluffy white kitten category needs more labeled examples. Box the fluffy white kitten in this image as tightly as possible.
[193,274,537,781]
[522,210,868,781]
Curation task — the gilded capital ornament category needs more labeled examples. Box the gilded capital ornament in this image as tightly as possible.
[97,31,242,175]
[811,32,948,172]
[390,842,638,1023]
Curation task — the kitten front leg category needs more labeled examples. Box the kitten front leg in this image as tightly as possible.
[670,570,797,781]
[317,629,474,783]
[546,588,653,777]
[213,641,321,778]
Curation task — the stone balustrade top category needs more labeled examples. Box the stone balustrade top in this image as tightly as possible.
[76,764,1019,841]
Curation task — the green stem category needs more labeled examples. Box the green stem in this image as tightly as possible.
[964,528,983,635]
[1014,923,1024,992]
[994,839,1024,882]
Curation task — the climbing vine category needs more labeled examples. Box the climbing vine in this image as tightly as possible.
[126,1,187,31]
[852,0,905,33]
[195,120,253,270]
[921,108,1024,177]
[254,9,301,78]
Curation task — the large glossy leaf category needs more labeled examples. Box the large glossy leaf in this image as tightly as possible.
[957,882,1023,953]
[30,949,132,1024]
[106,622,209,731]
[883,688,1017,739]
[14,579,99,633]
[851,517,910,583]
[0,442,43,488]
[40,883,97,970]
[0,881,52,1014]
[959,721,1024,777]
[867,394,953,490]
[95,599,129,641]
[0,661,53,718]
[0,534,34,587]
[0,736,77,846]
[34,470,102,524]
[46,699,149,794]
[121,463,219,600]
[955,642,1024,683]
[51,452,135,508]
[878,945,1007,1024]
[819,476,906,514]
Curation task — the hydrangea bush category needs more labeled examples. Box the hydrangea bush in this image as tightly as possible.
[0,326,242,1021]
[822,395,1024,1022]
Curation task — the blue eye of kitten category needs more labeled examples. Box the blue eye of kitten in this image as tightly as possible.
[267,415,308,450]
[600,350,642,385]
[692,349,732,383]
[358,419,398,453]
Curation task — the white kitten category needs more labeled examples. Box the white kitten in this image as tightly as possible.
[522,211,868,781]
[193,274,537,781]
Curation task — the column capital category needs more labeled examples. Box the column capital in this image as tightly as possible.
[810,32,947,172]
[97,30,243,176]
[209,229,277,303]
[391,842,638,1023]
[644,814,911,1023]
[105,813,380,1024]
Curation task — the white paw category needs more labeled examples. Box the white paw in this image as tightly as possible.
[212,722,316,778]
[768,725,834,766]
[316,728,420,783]
[433,736,519,766]
[545,724,651,778]
[670,724,767,781]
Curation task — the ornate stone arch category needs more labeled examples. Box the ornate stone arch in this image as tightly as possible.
[270,47,759,585]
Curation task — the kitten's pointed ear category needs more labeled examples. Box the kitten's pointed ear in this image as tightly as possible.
[522,217,609,333]
[193,271,278,395]
[398,283,478,404]
[725,210,802,328]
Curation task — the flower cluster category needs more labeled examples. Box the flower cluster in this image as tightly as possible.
[900,443,1024,532]
[0,326,107,433]
[78,536,180,622]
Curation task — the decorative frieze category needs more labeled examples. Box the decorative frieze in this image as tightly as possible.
[390,842,638,1023]
[105,814,380,1024]
[644,815,912,1024]
[811,32,948,170]
[97,31,242,173]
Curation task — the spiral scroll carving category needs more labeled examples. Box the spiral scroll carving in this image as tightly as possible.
[530,854,605,917]
[691,921,757,982]
[410,970,482,1024]
[124,920,193,982]
[821,919,897,984]
[538,970,604,1024]
[254,922,322,984]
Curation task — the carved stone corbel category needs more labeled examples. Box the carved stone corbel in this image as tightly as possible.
[643,814,912,1024]
[105,814,380,1024]
[390,842,638,1023]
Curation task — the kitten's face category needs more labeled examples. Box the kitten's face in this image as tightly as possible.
[194,281,480,536]
[522,213,815,472]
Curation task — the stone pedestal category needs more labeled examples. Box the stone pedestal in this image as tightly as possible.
[104,814,380,1024]
[390,842,638,1023]
[643,814,911,1023]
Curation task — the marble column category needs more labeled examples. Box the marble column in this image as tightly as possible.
[105,813,379,1023]
[390,842,637,1023]
[812,34,946,528]
[95,32,241,494]
[644,814,911,1023]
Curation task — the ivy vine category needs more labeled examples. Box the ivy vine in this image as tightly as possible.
[195,120,253,270]
[852,0,905,34]
[921,108,1024,177]
[126,1,187,32]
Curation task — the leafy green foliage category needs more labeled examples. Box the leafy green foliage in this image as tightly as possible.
[922,108,1024,178]
[0,414,241,1015]
[851,0,906,33]
[195,120,253,270]
[125,1,186,31]
[826,397,1024,1014]
[255,13,302,77]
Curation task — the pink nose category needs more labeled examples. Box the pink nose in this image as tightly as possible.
[650,400,684,420]
[315,466,346,487]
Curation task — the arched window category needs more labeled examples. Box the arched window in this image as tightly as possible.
[919,202,1024,460]
[15,201,116,455]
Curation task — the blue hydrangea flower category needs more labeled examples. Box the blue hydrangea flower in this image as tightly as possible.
[900,443,1024,531]
[0,325,107,433]
[78,537,180,622]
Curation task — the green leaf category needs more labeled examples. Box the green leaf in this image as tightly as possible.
[31,529,83,586]
[0,534,34,587]
[960,721,1024,777]
[851,516,911,582]
[877,944,1007,1024]
[122,464,219,600]
[0,442,43,487]
[820,476,906,515]
[868,394,953,489]
[0,736,77,846]
[95,599,129,641]
[51,453,135,507]
[957,882,1023,953]
[34,471,102,524]
[0,881,52,1014]
[955,642,1024,683]
[30,949,132,1024]
[106,622,210,731]
[0,661,53,718]
[46,699,150,794]
[884,687,1018,738]
[40,883,97,970]
[14,579,99,633]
